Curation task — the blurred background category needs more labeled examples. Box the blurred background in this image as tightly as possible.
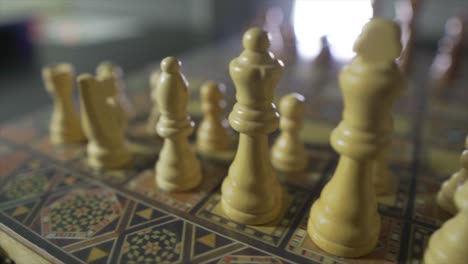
[0,0,466,121]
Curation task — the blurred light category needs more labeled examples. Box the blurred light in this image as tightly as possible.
[292,0,373,60]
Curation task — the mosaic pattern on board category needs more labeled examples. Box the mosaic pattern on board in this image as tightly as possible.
[118,219,184,263]
[41,189,122,239]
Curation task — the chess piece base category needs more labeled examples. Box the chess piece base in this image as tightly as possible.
[307,216,379,258]
[87,142,131,170]
[155,138,202,192]
[307,157,381,258]
[221,193,281,225]
[156,169,201,192]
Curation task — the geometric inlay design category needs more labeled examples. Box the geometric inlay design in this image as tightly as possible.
[191,226,234,258]
[0,169,54,203]
[71,239,116,264]
[127,163,225,212]
[286,213,403,263]
[128,202,168,228]
[377,167,412,217]
[406,224,436,263]
[412,171,452,226]
[212,246,288,264]
[41,189,122,239]
[118,219,184,263]
[196,187,308,246]
[1,200,38,223]
[0,150,28,178]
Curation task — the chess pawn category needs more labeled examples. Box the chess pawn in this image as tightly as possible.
[221,28,283,225]
[78,74,131,169]
[154,57,202,192]
[42,63,86,145]
[96,61,135,118]
[146,71,161,136]
[424,180,468,264]
[437,135,468,214]
[307,19,405,257]
[196,81,232,154]
[271,93,307,172]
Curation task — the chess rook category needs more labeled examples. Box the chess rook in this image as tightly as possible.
[307,19,405,257]
[271,93,307,172]
[424,180,468,264]
[78,74,131,169]
[196,81,232,155]
[221,28,283,225]
[437,135,468,214]
[42,63,86,145]
[154,57,202,192]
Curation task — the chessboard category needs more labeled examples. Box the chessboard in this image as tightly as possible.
[0,31,467,264]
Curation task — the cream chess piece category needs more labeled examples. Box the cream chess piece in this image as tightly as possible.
[424,180,468,264]
[146,71,161,136]
[78,74,131,169]
[271,93,307,172]
[42,63,86,145]
[437,135,468,214]
[154,57,202,192]
[96,61,135,118]
[307,18,405,257]
[196,81,233,156]
[220,28,283,225]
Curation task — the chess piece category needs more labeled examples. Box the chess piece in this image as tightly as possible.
[196,80,232,155]
[146,70,161,136]
[430,12,466,95]
[424,180,468,264]
[395,0,423,74]
[78,74,131,169]
[307,19,405,257]
[42,63,86,145]
[437,135,468,214]
[220,28,283,225]
[271,93,307,172]
[398,23,414,74]
[262,7,297,63]
[96,61,135,118]
[313,36,332,67]
[154,57,202,192]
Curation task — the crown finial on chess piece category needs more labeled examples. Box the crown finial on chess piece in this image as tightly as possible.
[161,57,181,73]
[242,27,271,52]
[279,93,305,119]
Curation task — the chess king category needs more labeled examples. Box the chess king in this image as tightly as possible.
[307,18,405,257]
[220,28,283,225]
